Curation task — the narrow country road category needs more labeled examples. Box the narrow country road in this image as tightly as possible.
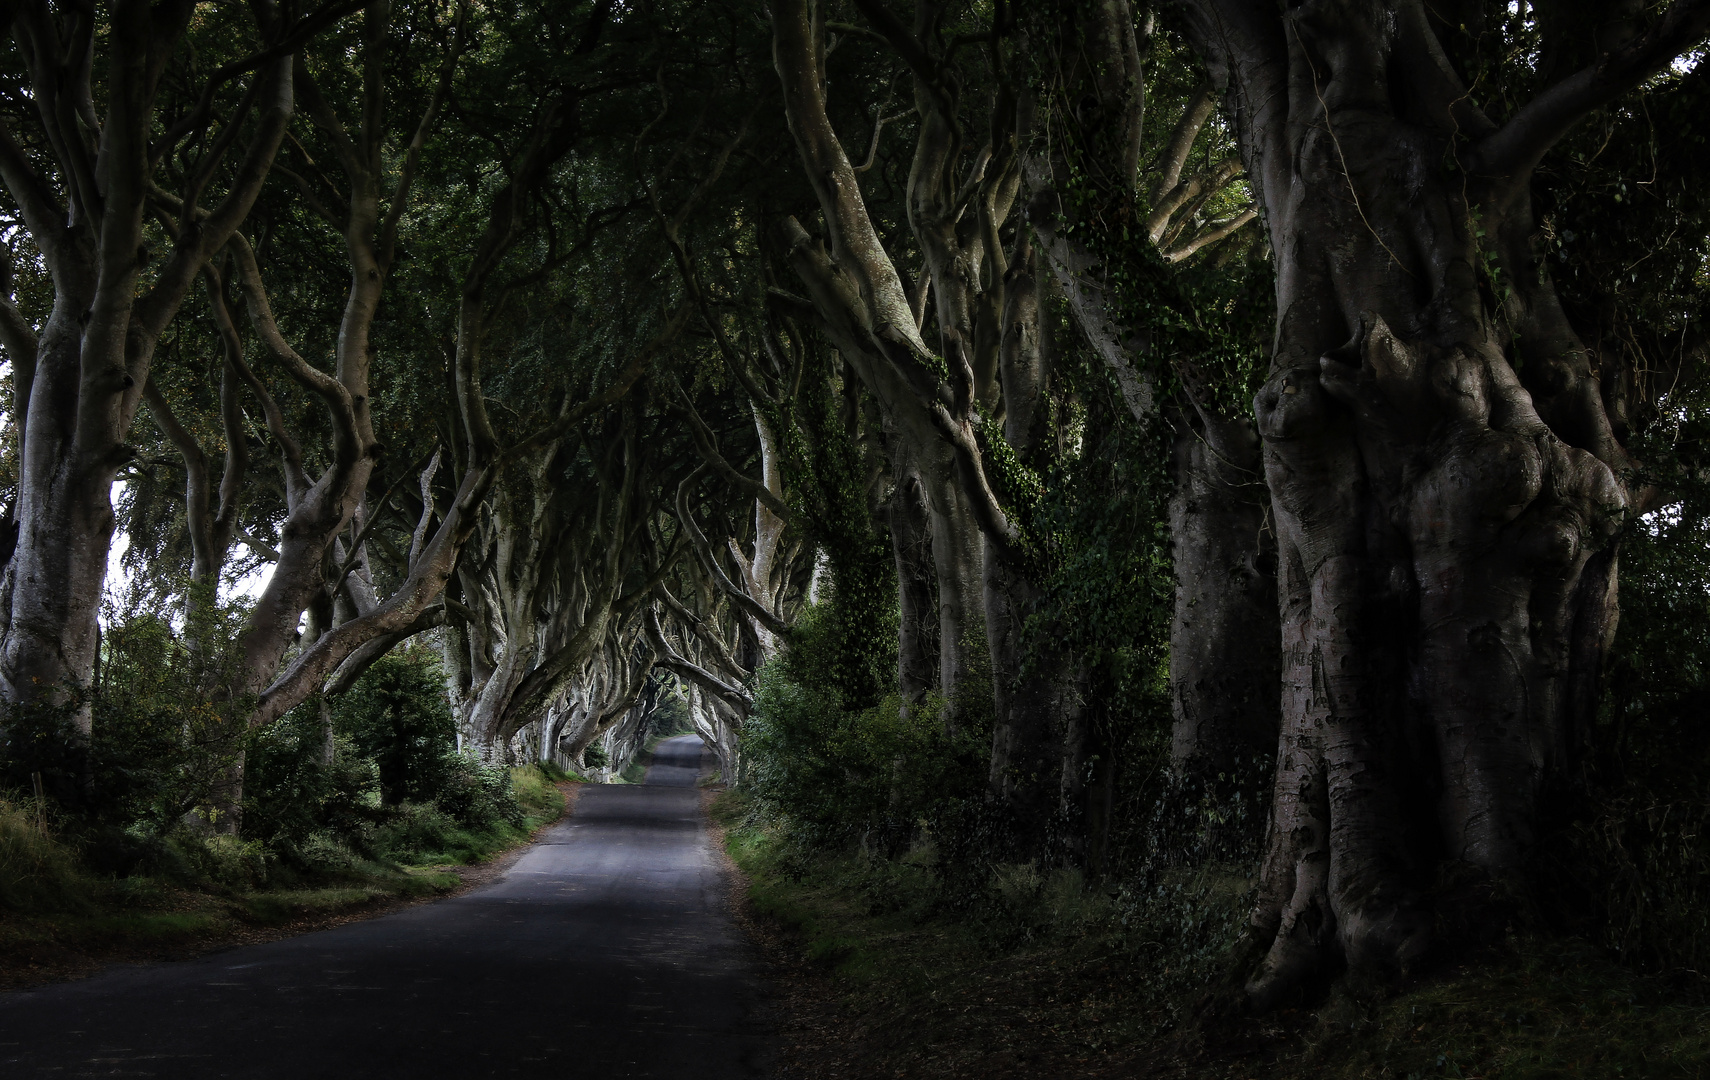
[0,736,770,1079]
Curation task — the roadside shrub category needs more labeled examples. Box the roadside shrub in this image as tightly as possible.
[92,588,256,827]
[744,662,987,849]
[331,646,457,805]
[169,833,268,891]
[507,763,561,818]
[0,699,96,811]
[1576,794,1710,973]
[431,754,524,830]
[243,712,384,852]
[244,647,528,866]
[370,803,484,865]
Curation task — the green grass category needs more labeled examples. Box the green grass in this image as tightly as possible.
[235,877,457,924]
[0,798,90,913]
[716,791,1710,1080]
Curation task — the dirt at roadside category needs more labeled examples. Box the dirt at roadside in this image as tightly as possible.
[0,781,583,994]
[700,785,885,1080]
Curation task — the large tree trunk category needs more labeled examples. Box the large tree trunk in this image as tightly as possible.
[924,477,987,714]
[3,403,115,725]
[4,314,103,716]
[1168,403,1278,777]
[982,241,1081,854]
[1174,0,1704,1004]
[886,456,938,703]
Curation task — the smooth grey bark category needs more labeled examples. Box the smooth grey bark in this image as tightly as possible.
[771,0,1012,713]
[1167,391,1278,776]
[0,3,294,731]
[1174,0,1710,1004]
[885,452,938,704]
[469,388,695,755]
[555,623,656,771]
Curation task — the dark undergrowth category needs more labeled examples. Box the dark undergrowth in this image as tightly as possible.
[718,788,1710,1080]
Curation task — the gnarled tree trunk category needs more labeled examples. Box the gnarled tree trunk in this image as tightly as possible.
[1176,0,1707,1003]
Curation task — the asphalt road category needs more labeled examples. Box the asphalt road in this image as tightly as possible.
[0,735,770,1078]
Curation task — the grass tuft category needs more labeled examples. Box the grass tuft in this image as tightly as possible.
[0,798,90,915]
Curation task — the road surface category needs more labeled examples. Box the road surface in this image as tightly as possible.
[0,735,769,1078]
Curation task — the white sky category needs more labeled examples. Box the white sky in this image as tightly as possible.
[102,480,275,624]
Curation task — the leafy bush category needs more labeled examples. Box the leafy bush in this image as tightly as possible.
[368,764,561,866]
[167,832,268,891]
[369,803,488,865]
[243,716,385,853]
[0,592,255,830]
[244,646,528,869]
[331,646,458,806]
[743,667,988,850]
[93,587,257,828]
[430,754,524,831]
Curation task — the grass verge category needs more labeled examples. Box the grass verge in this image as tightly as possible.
[0,765,573,991]
[713,790,1710,1080]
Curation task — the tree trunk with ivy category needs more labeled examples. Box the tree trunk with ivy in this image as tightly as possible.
[1177,0,1709,1004]
[1024,0,1280,785]
[771,0,1014,728]
[884,448,939,705]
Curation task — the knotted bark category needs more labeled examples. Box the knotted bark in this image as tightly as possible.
[1172,0,1704,1004]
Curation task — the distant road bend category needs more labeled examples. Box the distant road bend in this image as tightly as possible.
[0,735,770,1079]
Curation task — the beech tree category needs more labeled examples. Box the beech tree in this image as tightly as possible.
[443,398,686,760]
[1171,0,1710,1003]
[770,0,1283,856]
[771,0,1097,853]
[0,0,310,731]
[60,0,672,819]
